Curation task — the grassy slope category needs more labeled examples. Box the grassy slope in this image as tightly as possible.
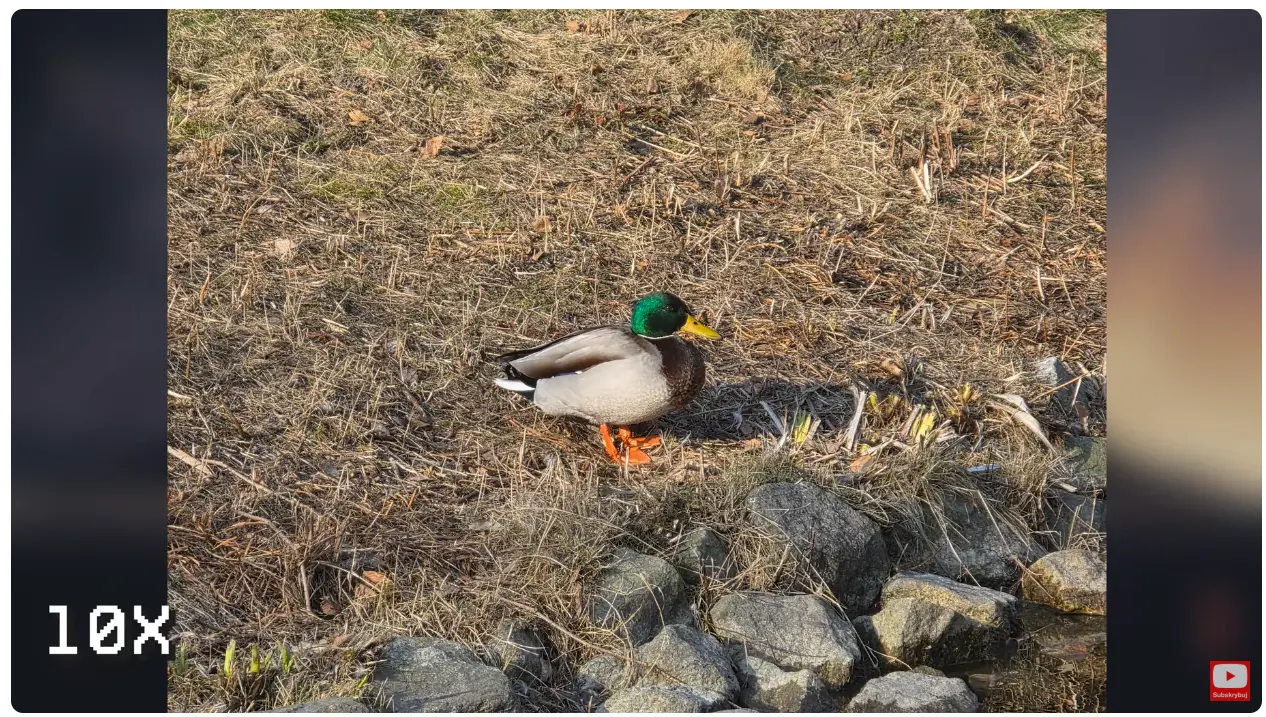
[167,10,1105,711]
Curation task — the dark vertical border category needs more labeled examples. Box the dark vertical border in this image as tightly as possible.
[11,10,169,712]
[1108,10,1262,712]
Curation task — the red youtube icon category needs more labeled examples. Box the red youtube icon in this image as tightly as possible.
[1210,661,1251,701]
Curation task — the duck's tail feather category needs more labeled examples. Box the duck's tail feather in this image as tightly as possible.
[494,377,536,399]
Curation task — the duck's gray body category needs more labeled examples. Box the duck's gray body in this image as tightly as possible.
[493,325,706,426]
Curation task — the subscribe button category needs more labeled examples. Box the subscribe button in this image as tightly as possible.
[1211,661,1251,701]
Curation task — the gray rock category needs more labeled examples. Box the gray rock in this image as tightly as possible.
[911,665,946,677]
[576,626,739,709]
[1047,493,1106,545]
[267,697,368,713]
[485,619,552,684]
[710,592,860,688]
[1032,355,1068,386]
[1033,357,1090,412]
[576,655,634,710]
[730,648,829,712]
[847,671,978,712]
[633,625,738,707]
[930,492,1046,590]
[600,686,713,712]
[1064,437,1107,494]
[965,671,1003,698]
[852,597,1010,668]
[883,572,1021,636]
[746,482,890,612]
[371,637,514,712]
[577,654,633,698]
[675,528,739,585]
[1023,550,1106,615]
[590,548,695,647]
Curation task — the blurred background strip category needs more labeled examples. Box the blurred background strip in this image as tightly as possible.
[10,10,169,712]
[1107,9,1262,712]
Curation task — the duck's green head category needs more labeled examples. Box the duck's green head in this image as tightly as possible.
[630,292,720,340]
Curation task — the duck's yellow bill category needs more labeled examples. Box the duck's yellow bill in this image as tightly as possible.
[681,314,720,339]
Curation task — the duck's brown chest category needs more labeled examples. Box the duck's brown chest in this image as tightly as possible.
[657,337,707,409]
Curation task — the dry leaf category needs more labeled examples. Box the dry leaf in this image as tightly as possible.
[849,453,874,472]
[273,238,296,258]
[992,393,1032,413]
[990,394,1054,451]
[348,109,371,125]
[354,570,390,600]
[531,216,552,234]
[880,358,904,377]
[421,135,444,158]
[672,10,695,22]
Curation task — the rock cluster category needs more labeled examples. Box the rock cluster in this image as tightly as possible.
[269,469,1105,714]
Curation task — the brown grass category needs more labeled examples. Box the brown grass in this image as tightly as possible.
[167,9,1105,711]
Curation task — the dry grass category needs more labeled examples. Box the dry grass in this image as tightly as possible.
[167,9,1105,711]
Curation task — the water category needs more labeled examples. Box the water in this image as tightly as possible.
[943,602,1107,711]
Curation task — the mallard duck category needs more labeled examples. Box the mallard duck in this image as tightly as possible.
[493,291,719,464]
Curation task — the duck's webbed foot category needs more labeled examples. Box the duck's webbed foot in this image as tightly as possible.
[617,427,659,464]
[599,424,622,463]
[598,424,659,464]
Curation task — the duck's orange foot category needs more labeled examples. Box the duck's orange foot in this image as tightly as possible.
[624,445,653,464]
[617,427,661,464]
[618,427,662,451]
[599,424,622,463]
[599,425,661,465]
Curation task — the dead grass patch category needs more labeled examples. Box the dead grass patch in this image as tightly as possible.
[168,9,1105,711]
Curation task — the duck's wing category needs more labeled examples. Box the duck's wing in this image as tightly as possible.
[494,325,645,380]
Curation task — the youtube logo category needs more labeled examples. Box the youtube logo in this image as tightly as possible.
[1211,661,1251,701]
